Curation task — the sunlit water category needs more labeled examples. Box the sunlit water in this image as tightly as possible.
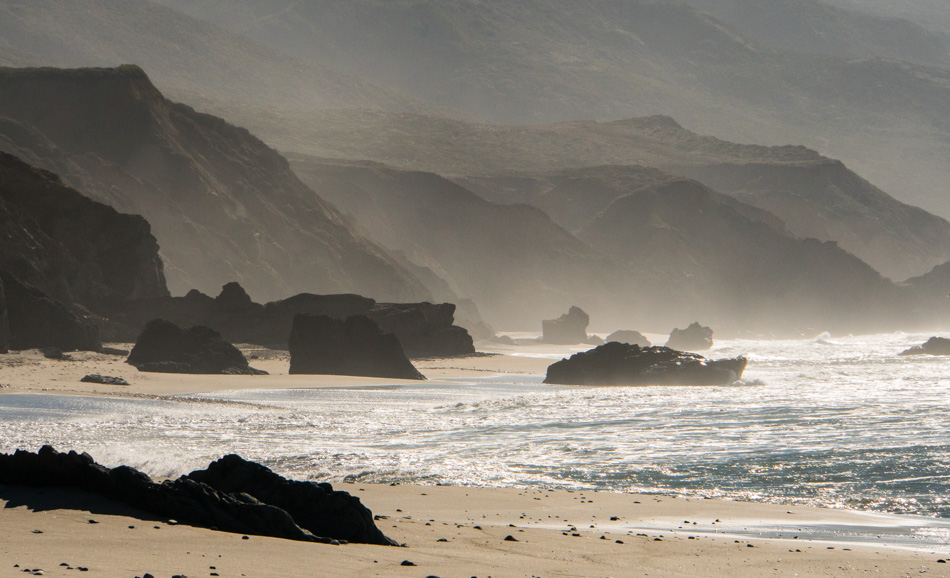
[2,332,950,546]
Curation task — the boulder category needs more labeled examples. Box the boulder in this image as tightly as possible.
[126,318,265,375]
[186,454,396,546]
[665,322,713,351]
[288,314,425,380]
[80,374,130,386]
[606,330,651,347]
[541,306,589,344]
[0,446,396,546]
[0,269,100,351]
[899,336,950,356]
[544,342,746,386]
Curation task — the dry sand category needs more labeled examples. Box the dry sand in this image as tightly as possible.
[2,345,949,577]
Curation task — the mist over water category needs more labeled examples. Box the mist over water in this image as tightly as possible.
[2,333,949,527]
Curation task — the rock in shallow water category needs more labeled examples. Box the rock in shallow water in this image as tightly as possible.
[899,336,950,356]
[543,342,746,386]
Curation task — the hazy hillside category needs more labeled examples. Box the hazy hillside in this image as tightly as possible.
[684,0,950,67]
[287,155,622,329]
[0,66,429,303]
[575,179,906,334]
[275,112,950,282]
[155,0,950,221]
[0,0,426,117]
[822,0,950,36]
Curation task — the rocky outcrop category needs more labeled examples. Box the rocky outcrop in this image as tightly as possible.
[899,337,950,356]
[0,151,167,313]
[0,275,8,353]
[185,454,395,546]
[0,270,100,351]
[127,319,265,375]
[606,330,651,347]
[544,342,747,386]
[541,306,589,345]
[106,282,474,358]
[288,314,425,380]
[665,322,714,352]
[0,446,396,546]
[0,66,427,303]
[368,302,474,358]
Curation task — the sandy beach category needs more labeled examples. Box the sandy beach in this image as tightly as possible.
[2,345,949,577]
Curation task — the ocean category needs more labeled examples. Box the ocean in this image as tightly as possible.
[2,332,950,547]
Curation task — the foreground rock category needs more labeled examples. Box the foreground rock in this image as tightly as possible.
[127,319,265,375]
[665,322,713,351]
[0,270,100,351]
[606,330,651,347]
[0,446,396,546]
[544,342,747,386]
[899,337,950,356]
[541,306,589,344]
[288,314,425,380]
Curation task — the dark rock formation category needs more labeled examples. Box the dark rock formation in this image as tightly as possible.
[127,319,265,375]
[0,66,427,303]
[606,330,651,347]
[80,374,129,386]
[368,302,474,358]
[186,454,396,546]
[0,446,396,546]
[899,337,950,356]
[665,322,714,351]
[0,275,8,353]
[106,282,474,359]
[0,151,168,313]
[541,306,589,345]
[543,342,747,386]
[0,270,100,351]
[288,314,425,380]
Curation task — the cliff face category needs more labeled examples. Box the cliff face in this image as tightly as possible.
[0,151,167,311]
[0,66,428,304]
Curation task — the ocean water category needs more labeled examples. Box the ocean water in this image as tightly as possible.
[2,332,950,545]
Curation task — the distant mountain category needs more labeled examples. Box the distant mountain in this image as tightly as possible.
[154,0,950,221]
[0,66,429,303]
[821,0,950,36]
[0,0,426,116]
[283,112,950,282]
[287,155,621,329]
[574,179,906,333]
[683,0,950,67]
[287,154,915,334]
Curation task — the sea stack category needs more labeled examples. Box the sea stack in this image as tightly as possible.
[288,314,425,380]
[665,322,713,351]
[541,306,589,344]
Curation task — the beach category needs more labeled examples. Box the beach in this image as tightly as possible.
[2,341,950,577]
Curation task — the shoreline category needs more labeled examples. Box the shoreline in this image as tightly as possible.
[3,343,950,575]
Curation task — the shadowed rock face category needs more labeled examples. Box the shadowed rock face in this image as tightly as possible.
[127,318,264,375]
[666,322,714,352]
[0,276,8,353]
[541,306,589,345]
[0,66,427,303]
[544,342,747,386]
[106,282,474,359]
[288,314,425,380]
[0,270,100,351]
[899,337,950,356]
[0,446,397,546]
[0,151,167,312]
